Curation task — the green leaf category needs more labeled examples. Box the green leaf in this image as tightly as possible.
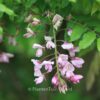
[79,31,96,49]
[70,25,87,41]
[91,2,100,15]
[96,0,100,3]
[69,0,77,3]
[25,0,37,8]
[0,26,3,35]
[97,38,100,51]
[94,25,100,32]
[0,3,15,16]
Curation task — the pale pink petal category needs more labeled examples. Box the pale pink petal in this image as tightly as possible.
[46,41,55,49]
[69,47,79,57]
[58,83,68,94]
[34,75,44,84]
[70,74,83,84]
[71,57,84,68]
[36,48,43,57]
[32,43,44,49]
[67,29,72,36]
[61,42,74,50]
[52,74,59,86]
[42,61,54,72]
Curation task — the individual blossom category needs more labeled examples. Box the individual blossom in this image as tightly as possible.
[31,59,42,69]
[57,54,74,76]
[45,36,55,49]
[52,74,59,86]
[61,42,74,50]
[52,74,68,93]
[31,59,44,84]
[71,57,84,68]
[58,82,68,94]
[32,18,40,26]
[42,60,54,72]
[67,29,72,36]
[34,74,45,84]
[60,61,75,76]
[69,47,79,57]
[61,42,79,57]
[52,14,63,30]
[0,52,14,63]
[57,54,68,65]
[23,28,36,38]
[33,43,44,57]
[69,74,83,84]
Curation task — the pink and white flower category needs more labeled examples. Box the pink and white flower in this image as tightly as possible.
[71,57,84,68]
[58,83,68,94]
[45,36,55,49]
[67,29,72,36]
[69,47,79,57]
[24,28,35,38]
[0,52,14,63]
[31,59,42,69]
[61,42,74,50]
[32,18,40,26]
[60,61,75,76]
[69,74,83,84]
[33,43,44,57]
[34,75,44,84]
[52,74,59,86]
[42,60,54,72]
[52,74,68,93]
[58,54,68,65]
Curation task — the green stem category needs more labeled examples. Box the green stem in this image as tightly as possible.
[53,28,60,77]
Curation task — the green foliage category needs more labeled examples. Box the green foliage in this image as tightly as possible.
[0,3,15,17]
[79,32,96,49]
[70,24,87,41]
[0,26,3,35]
[97,38,100,51]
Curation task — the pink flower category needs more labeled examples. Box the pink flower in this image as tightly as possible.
[0,52,14,63]
[60,61,75,76]
[52,74,59,86]
[45,36,55,49]
[66,71,74,79]
[33,43,44,57]
[58,83,68,94]
[67,29,72,36]
[71,57,84,68]
[70,74,83,84]
[61,42,74,50]
[32,18,40,26]
[23,28,35,38]
[69,47,79,57]
[52,14,63,30]
[34,75,44,84]
[31,59,42,69]
[42,60,54,72]
[58,54,68,65]
[31,59,44,84]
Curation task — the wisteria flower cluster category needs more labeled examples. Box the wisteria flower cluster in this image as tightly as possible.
[24,14,85,93]
[31,37,84,93]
